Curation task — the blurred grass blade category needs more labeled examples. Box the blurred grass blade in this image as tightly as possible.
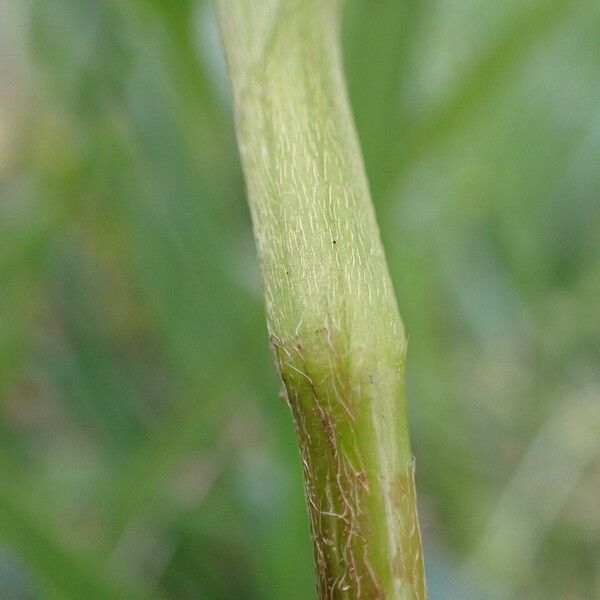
[0,463,156,600]
[343,0,423,199]
[377,0,578,198]
[465,398,600,593]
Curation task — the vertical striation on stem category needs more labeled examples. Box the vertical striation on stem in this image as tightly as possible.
[216,1,426,597]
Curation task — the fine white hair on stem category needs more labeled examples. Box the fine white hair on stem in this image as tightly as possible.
[216,1,426,597]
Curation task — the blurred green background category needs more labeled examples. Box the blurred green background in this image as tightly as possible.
[1,0,600,598]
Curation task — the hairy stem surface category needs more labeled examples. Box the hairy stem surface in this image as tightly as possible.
[216,1,426,597]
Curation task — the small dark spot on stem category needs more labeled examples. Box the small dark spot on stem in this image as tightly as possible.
[332,239,337,245]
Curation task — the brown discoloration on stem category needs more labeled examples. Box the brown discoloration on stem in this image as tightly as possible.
[272,331,385,598]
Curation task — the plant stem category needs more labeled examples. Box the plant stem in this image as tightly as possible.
[216,1,426,597]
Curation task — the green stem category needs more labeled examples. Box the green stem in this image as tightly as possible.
[216,1,426,597]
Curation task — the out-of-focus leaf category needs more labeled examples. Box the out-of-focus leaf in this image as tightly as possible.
[343,0,424,202]
[0,462,157,600]
[376,0,581,199]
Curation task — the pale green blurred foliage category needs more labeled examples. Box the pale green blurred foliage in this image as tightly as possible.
[0,0,599,598]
